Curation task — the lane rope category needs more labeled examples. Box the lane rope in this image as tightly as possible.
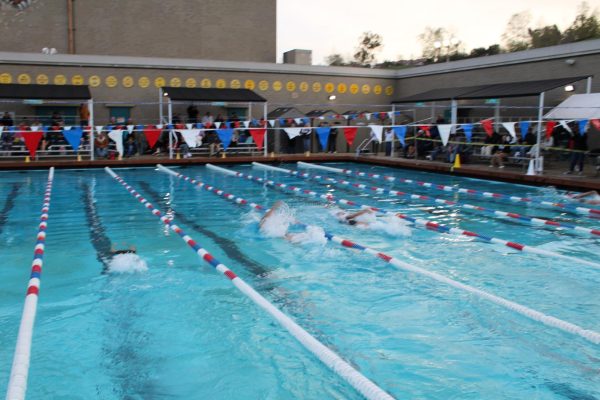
[107,166,395,400]
[247,163,600,269]
[6,167,55,400]
[166,164,600,345]
[297,162,600,219]
[255,163,600,237]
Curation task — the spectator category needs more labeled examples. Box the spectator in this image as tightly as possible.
[172,113,182,125]
[299,123,312,154]
[490,135,511,168]
[201,112,214,125]
[51,111,64,127]
[124,134,137,157]
[79,103,90,126]
[565,127,587,175]
[187,103,199,123]
[1,111,13,127]
[384,128,394,156]
[94,131,109,159]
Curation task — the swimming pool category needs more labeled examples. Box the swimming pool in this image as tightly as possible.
[1,162,598,399]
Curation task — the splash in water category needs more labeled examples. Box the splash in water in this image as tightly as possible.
[108,253,148,274]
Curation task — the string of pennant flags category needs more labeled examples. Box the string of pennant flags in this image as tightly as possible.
[0,116,595,159]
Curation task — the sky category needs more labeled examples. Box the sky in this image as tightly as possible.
[277,0,600,64]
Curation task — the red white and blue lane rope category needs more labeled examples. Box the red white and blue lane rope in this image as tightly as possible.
[6,167,55,400]
[107,167,394,400]
[209,164,600,270]
[192,164,600,345]
[297,162,600,219]
[257,163,600,238]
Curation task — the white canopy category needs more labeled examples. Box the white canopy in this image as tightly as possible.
[544,93,600,120]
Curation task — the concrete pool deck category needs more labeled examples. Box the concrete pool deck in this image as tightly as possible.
[0,153,598,192]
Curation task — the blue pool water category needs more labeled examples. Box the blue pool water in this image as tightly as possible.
[0,163,599,399]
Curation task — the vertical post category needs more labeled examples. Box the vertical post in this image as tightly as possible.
[390,104,396,157]
[168,98,173,159]
[248,102,252,121]
[535,92,545,174]
[263,102,268,157]
[430,101,436,122]
[494,100,501,131]
[450,99,458,134]
[67,0,75,54]
[88,98,95,161]
[413,108,418,159]
[159,88,164,124]
[587,76,592,94]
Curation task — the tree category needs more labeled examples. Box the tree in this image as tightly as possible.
[561,2,600,43]
[353,31,382,66]
[326,53,346,66]
[529,25,562,48]
[418,27,447,59]
[502,11,531,51]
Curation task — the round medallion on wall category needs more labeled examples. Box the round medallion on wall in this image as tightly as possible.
[0,73,12,84]
[385,85,394,96]
[299,82,309,92]
[185,78,196,88]
[17,73,31,84]
[312,82,322,93]
[361,84,371,95]
[138,76,150,88]
[169,77,181,87]
[230,79,241,89]
[286,81,296,92]
[36,74,48,85]
[324,82,335,93]
[154,77,166,88]
[337,83,347,94]
[122,76,134,88]
[244,79,256,90]
[350,84,359,94]
[201,78,212,88]
[373,84,382,95]
[216,79,226,88]
[71,74,84,85]
[272,81,282,91]
[54,74,67,85]
[89,75,101,87]
[258,80,269,91]
[105,75,118,88]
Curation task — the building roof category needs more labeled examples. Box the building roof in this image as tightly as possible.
[393,76,590,103]
[267,107,305,118]
[544,93,600,119]
[305,109,336,117]
[0,83,91,99]
[162,87,266,102]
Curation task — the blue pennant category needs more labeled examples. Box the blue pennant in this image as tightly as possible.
[519,121,530,140]
[578,119,588,135]
[462,124,473,142]
[62,127,83,152]
[217,128,234,149]
[392,126,406,147]
[315,127,331,150]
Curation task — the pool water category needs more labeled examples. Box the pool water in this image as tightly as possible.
[0,163,599,399]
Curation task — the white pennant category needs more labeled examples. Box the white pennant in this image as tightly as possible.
[559,120,572,133]
[0,126,3,139]
[30,125,41,132]
[369,125,384,142]
[186,123,193,129]
[284,127,303,139]
[127,125,135,134]
[268,119,275,127]
[243,121,250,128]
[343,115,349,120]
[438,124,453,146]
[95,126,103,134]
[156,124,163,129]
[214,122,221,129]
[294,118,303,125]
[108,129,124,156]
[63,125,72,131]
[501,122,517,139]
[387,111,394,119]
[365,113,372,120]
[180,129,200,148]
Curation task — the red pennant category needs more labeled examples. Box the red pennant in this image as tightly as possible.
[249,128,266,150]
[590,119,600,130]
[23,131,43,158]
[481,119,494,136]
[343,127,358,146]
[379,112,387,120]
[545,121,557,138]
[418,125,431,137]
[144,128,162,149]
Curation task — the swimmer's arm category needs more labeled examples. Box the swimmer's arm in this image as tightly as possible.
[572,191,598,199]
[260,201,283,227]
[345,209,372,220]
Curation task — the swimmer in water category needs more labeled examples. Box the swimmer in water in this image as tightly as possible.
[567,190,600,205]
[334,209,375,226]
[110,243,137,256]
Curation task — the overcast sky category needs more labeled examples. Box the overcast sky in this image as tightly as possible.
[277,0,600,64]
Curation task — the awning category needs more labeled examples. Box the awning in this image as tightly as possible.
[0,84,91,100]
[162,87,266,102]
[392,76,590,103]
[544,93,600,119]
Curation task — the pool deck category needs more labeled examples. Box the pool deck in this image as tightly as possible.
[1,153,598,191]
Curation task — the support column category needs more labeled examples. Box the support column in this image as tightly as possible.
[535,92,545,174]
[88,98,94,161]
[263,102,268,157]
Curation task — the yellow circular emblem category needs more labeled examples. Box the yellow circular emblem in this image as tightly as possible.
[385,85,394,96]
[89,75,101,87]
[36,74,49,85]
[244,79,256,90]
[258,80,269,91]
[216,79,226,88]
[122,76,134,88]
[71,74,84,85]
[201,78,212,88]
[337,83,347,94]
[17,73,31,84]
[361,84,371,95]
[169,77,181,87]
[324,82,334,93]
[230,79,241,89]
[54,74,67,85]
[185,78,196,88]
[350,84,359,94]
[105,75,118,88]
[154,77,166,88]
[299,82,309,92]
[0,73,12,84]
[373,84,382,95]
[272,81,282,91]
[312,82,322,93]
[286,81,296,92]
[138,76,150,88]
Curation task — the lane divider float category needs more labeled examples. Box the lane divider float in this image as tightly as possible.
[256,163,600,238]
[6,167,55,400]
[174,163,600,345]
[297,162,600,219]
[108,166,395,400]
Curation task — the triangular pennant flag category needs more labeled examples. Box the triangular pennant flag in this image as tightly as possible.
[186,123,193,129]
[462,124,473,142]
[545,121,557,139]
[95,126,103,134]
[214,122,221,129]
[108,129,124,156]
[315,127,331,150]
[180,129,200,148]
[126,125,134,134]
[63,125,72,131]
[519,121,530,140]
[369,125,384,142]
[294,118,303,125]
[217,128,234,149]
[481,119,494,136]
[249,128,266,149]
[0,126,3,139]
[302,118,310,126]
[501,122,517,139]
[392,126,407,147]
[578,119,589,135]
[22,131,43,158]
[268,119,275,127]
[559,120,572,134]
[143,128,161,149]
[284,127,303,139]
[30,125,41,132]
[343,115,350,120]
[279,118,286,126]
[62,127,83,152]
[589,119,600,130]
[365,113,372,120]
[225,121,231,129]
[243,121,250,129]
[136,124,144,131]
[156,124,163,129]
[418,125,431,136]
[379,112,387,120]
[438,124,452,146]
[343,127,358,146]
[387,111,394,119]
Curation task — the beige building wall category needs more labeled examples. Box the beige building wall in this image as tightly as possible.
[0,0,276,62]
